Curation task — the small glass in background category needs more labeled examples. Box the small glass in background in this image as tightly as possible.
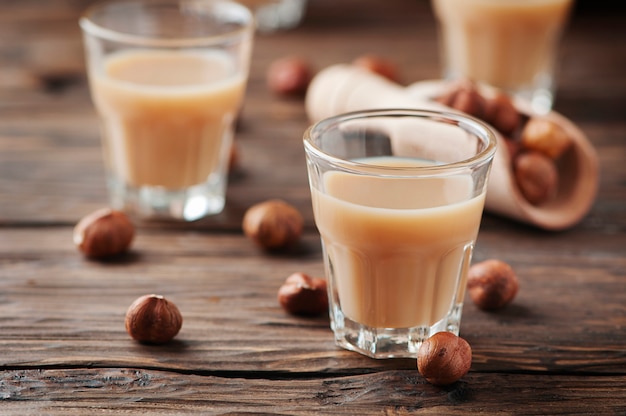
[431,0,574,114]
[80,0,254,221]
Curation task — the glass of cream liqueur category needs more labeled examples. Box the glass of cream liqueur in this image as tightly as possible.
[432,0,574,114]
[304,109,497,358]
[80,0,254,221]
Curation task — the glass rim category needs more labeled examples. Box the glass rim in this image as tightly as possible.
[79,0,254,48]
[303,108,498,176]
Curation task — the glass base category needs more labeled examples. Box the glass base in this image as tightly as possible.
[331,303,464,359]
[254,0,307,32]
[107,174,226,221]
[509,82,554,115]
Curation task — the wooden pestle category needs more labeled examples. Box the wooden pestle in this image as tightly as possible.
[305,64,599,231]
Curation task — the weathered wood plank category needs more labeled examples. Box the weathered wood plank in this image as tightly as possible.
[0,228,624,375]
[1,369,625,415]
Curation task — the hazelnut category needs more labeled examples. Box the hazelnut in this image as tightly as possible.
[242,199,303,250]
[417,332,472,386]
[521,117,573,160]
[267,56,313,96]
[125,294,183,344]
[73,207,134,259]
[278,272,328,316]
[467,259,519,311]
[513,151,559,205]
[352,54,401,83]
[436,79,487,120]
[484,92,521,136]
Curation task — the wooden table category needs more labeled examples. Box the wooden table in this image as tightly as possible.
[1,1,625,414]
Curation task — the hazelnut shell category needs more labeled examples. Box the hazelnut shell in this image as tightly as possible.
[73,208,134,259]
[267,56,313,96]
[521,117,573,159]
[125,294,183,344]
[278,272,328,316]
[467,259,519,310]
[513,151,559,206]
[242,199,303,250]
[435,79,487,120]
[418,332,472,386]
[484,92,521,136]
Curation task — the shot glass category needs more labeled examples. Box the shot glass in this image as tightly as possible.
[303,109,497,358]
[80,0,254,221]
[431,0,574,114]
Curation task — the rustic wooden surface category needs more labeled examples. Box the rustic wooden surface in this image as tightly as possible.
[1,0,625,414]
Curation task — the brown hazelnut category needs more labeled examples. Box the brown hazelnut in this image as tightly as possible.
[73,207,134,259]
[267,56,313,96]
[125,294,183,344]
[513,151,559,205]
[242,199,303,250]
[521,117,573,159]
[467,259,519,311]
[352,54,401,83]
[436,79,487,120]
[484,92,521,136]
[278,272,328,316]
[417,332,472,386]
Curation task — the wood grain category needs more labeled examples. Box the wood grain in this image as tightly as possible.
[0,228,624,375]
[1,369,625,415]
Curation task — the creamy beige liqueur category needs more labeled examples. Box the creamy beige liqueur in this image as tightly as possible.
[90,50,246,190]
[312,158,486,328]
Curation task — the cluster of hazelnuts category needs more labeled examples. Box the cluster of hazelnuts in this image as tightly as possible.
[274,260,518,387]
[435,79,572,206]
[72,208,183,344]
[70,198,307,345]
